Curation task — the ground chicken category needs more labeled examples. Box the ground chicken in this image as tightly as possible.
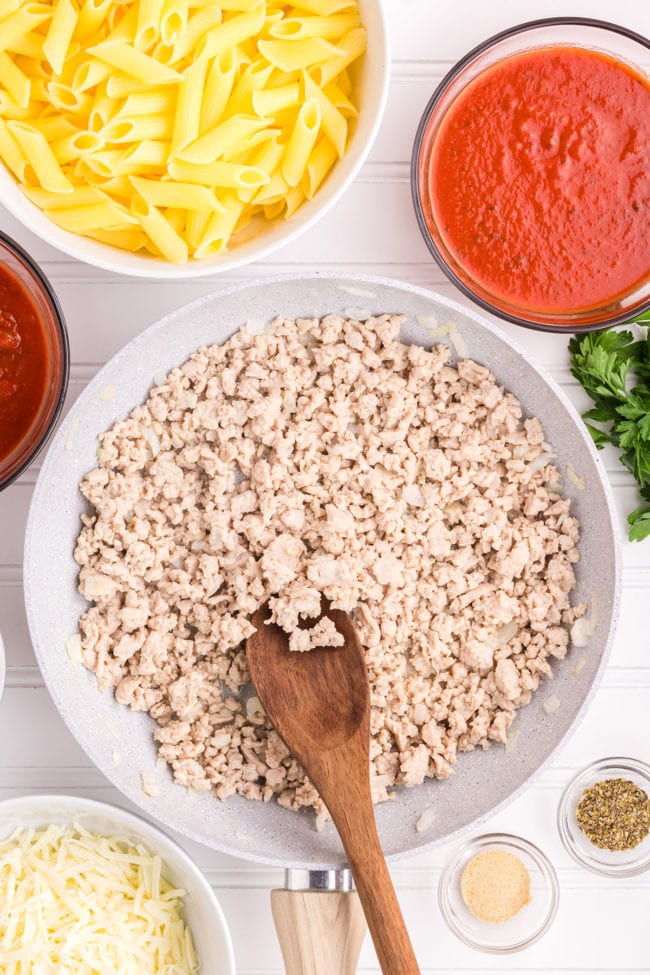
[74,314,584,819]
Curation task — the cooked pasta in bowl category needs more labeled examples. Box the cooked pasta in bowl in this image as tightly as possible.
[0,0,388,276]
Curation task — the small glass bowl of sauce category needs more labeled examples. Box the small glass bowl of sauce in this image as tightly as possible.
[411,18,650,332]
[0,232,68,490]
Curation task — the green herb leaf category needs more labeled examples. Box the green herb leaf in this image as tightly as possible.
[584,423,611,449]
[569,317,650,541]
[628,506,650,542]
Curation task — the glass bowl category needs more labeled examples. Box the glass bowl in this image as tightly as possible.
[557,757,650,877]
[411,18,650,333]
[438,833,559,953]
[0,232,69,490]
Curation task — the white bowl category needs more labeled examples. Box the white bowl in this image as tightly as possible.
[0,794,236,973]
[0,0,389,279]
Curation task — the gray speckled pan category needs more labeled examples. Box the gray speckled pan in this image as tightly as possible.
[24,274,621,869]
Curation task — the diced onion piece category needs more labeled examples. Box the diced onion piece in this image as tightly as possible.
[415,807,436,833]
[139,422,161,458]
[403,484,424,507]
[572,656,588,677]
[65,633,83,664]
[571,592,599,648]
[64,417,79,451]
[245,319,275,336]
[339,285,377,298]
[505,729,520,753]
[417,317,469,358]
[543,695,561,715]
[566,463,586,490]
[141,772,160,797]
[486,619,519,651]
[99,383,116,402]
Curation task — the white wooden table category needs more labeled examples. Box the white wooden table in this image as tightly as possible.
[1,1,649,971]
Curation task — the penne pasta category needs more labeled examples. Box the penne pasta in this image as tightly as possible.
[0,0,365,262]
[282,96,320,187]
[0,6,53,54]
[312,26,366,86]
[302,133,336,197]
[86,226,148,250]
[116,87,174,116]
[159,0,187,45]
[323,79,357,117]
[29,114,79,140]
[257,37,344,72]
[226,57,274,116]
[88,82,117,129]
[290,0,356,12]
[169,5,221,63]
[115,137,169,172]
[129,174,225,210]
[135,0,163,48]
[47,199,137,231]
[7,120,73,192]
[185,208,209,248]
[22,184,108,208]
[216,0,265,8]
[170,56,207,155]
[195,192,243,258]
[131,193,188,262]
[87,39,184,84]
[199,47,237,133]
[42,0,78,75]
[194,6,265,61]
[178,114,268,164]
[72,57,112,91]
[105,71,150,97]
[168,157,270,188]
[284,183,305,217]
[101,113,172,142]
[7,32,45,59]
[51,129,105,164]
[252,165,287,205]
[302,71,346,157]
[74,0,113,42]
[47,82,92,115]
[0,51,31,108]
[0,116,28,180]
[269,14,359,40]
[0,0,21,20]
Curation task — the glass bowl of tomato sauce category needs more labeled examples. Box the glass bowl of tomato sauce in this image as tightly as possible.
[411,18,650,332]
[0,232,69,490]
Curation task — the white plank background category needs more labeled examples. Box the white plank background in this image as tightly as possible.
[1,1,650,971]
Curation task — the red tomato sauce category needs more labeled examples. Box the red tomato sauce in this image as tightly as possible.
[426,47,650,314]
[0,262,49,463]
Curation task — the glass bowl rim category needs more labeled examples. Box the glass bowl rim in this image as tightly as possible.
[410,16,650,334]
[557,755,650,877]
[437,830,560,954]
[0,229,69,491]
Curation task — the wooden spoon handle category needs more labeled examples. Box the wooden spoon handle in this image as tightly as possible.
[336,808,421,974]
[271,890,366,975]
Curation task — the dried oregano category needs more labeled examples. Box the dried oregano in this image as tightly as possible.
[576,778,650,851]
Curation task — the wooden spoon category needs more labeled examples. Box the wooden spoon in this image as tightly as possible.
[246,604,421,975]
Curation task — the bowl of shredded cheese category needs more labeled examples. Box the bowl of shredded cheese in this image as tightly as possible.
[0,794,235,974]
[0,0,389,277]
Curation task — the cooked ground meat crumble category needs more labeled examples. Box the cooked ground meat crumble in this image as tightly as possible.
[74,314,585,819]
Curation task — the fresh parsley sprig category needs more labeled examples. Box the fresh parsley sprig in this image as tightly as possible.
[569,311,650,542]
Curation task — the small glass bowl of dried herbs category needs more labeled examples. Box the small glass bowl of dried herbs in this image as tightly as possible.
[558,757,650,877]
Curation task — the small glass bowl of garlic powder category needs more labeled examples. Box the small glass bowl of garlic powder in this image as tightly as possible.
[438,833,559,953]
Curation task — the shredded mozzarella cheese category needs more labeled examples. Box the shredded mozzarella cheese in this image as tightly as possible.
[0,825,200,974]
